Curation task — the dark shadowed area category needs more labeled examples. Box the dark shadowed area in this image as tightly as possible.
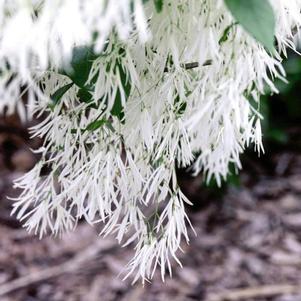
[0,53,300,301]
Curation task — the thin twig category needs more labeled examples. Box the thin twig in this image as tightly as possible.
[207,284,301,301]
[0,239,116,296]
[183,60,212,70]
[164,59,212,72]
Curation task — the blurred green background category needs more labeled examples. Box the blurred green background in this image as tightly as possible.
[179,50,301,204]
[224,51,300,186]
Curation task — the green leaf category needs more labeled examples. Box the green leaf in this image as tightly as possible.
[111,63,131,120]
[49,83,74,109]
[219,22,238,45]
[154,0,163,13]
[84,118,115,133]
[111,92,123,118]
[77,88,93,103]
[60,46,98,88]
[85,119,107,132]
[224,0,276,52]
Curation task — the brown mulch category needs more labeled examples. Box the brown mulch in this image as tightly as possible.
[0,116,301,301]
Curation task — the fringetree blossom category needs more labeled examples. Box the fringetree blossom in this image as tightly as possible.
[0,0,300,282]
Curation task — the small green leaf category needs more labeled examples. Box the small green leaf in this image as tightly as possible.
[111,63,131,120]
[105,121,116,133]
[173,95,187,117]
[49,83,74,109]
[85,119,107,132]
[77,88,93,103]
[219,22,238,45]
[224,0,276,52]
[83,119,115,133]
[154,0,163,13]
[111,92,123,119]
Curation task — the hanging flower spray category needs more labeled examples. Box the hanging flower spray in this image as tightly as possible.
[0,0,300,283]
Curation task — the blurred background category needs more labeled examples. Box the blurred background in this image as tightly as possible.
[0,51,300,301]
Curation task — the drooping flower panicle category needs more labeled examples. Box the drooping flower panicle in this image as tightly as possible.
[0,0,299,282]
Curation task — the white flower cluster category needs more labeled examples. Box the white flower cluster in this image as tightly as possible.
[0,0,299,282]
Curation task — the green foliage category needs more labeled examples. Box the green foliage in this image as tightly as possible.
[224,0,275,52]
[111,62,131,120]
[63,46,97,88]
[206,163,241,189]
[154,0,164,12]
[143,0,164,13]
[58,46,97,104]
[50,46,131,120]
[70,118,115,134]
[49,82,74,110]
[50,46,97,111]
[219,22,238,45]
[85,119,107,131]
[77,88,93,104]
[202,52,301,191]
[261,52,301,146]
